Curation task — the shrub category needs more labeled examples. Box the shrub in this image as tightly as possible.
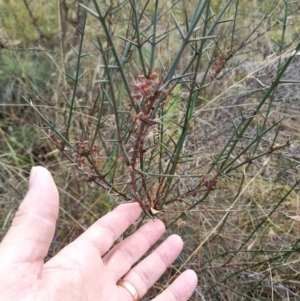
[2,0,300,299]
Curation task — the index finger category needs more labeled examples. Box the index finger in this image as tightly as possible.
[74,203,142,256]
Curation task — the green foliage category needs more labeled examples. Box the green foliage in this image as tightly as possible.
[2,0,58,43]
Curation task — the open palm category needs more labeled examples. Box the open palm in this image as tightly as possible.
[0,167,197,301]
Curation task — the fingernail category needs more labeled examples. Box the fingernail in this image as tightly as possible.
[29,166,38,189]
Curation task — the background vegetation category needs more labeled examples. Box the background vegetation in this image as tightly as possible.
[1,0,300,300]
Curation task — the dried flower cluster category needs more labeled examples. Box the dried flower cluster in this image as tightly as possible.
[129,73,169,166]
[211,49,233,80]
[203,175,219,191]
[131,72,168,111]
[71,140,101,169]
[125,72,169,213]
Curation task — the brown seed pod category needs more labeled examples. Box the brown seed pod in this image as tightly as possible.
[149,72,158,80]
[162,89,168,96]
[133,83,141,91]
[137,75,144,81]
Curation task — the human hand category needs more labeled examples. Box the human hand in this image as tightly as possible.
[0,166,197,301]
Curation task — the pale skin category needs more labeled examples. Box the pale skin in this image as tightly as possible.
[0,167,197,301]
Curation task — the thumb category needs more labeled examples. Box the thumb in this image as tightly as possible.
[0,166,59,267]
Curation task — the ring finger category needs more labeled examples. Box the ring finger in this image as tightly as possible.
[117,234,184,300]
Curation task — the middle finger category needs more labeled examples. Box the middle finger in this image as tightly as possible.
[103,219,165,281]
